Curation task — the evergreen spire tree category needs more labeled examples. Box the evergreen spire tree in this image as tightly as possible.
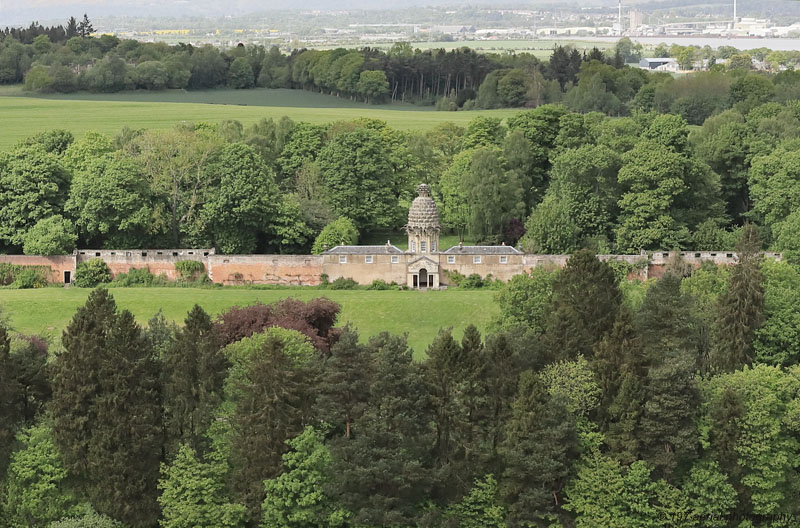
[635,273,700,480]
[0,324,21,477]
[458,325,495,484]
[88,309,163,526]
[542,249,622,361]
[77,13,93,37]
[163,304,227,456]
[708,386,745,490]
[591,305,645,428]
[605,371,646,465]
[500,371,578,527]
[230,332,314,523]
[313,326,373,439]
[327,333,434,527]
[66,16,78,38]
[710,224,765,372]
[425,328,469,496]
[52,288,117,479]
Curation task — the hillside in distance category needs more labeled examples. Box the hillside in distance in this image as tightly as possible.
[5,0,800,26]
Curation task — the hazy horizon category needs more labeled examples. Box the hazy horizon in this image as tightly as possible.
[3,0,799,28]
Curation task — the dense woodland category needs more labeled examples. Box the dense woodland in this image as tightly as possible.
[6,17,800,113]
[4,95,800,260]
[3,239,800,526]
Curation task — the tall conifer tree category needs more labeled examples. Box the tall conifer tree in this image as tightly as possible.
[163,304,227,455]
[327,333,434,527]
[543,249,621,361]
[635,273,700,480]
[500,371,578,527]
[314,326,374,439]
[591,306,645,428]
[425,329,467,484]
[52,288,117,479]
[0,324,21,476]
[710,224,765,372]
[88,310,163,526]
[230,333,314,522]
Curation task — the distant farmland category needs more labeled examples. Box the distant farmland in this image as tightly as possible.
[0,87,519,149]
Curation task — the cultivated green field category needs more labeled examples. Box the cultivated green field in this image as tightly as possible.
[0,287,499,358]
[0,87,519,150]
[310,39,616,58]
[377,39,614,58]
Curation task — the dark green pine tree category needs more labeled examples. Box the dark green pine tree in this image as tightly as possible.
[77,13,94,37]
[88,310,163,527]
[162,304,227,456]
[10,337,51,426]
[52,288,118,479]
[0,325,21,477]
[542,249,622,361]
[709,386,746,495]
[314,325,374,439]
[591,306,645,428]
[66,16,78,38]
[605,371,646,465]
[327,333,435,527]
[458,325,495,484]
[635,273,700,481]
[230,333,314,523]
[500,371,578,527]
[710,224,765,372]
[425,328,468,495]
[483,332,523,469]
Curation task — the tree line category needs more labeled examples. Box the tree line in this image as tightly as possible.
[3,240,800,526]
[6,17,800,116]
[5,96,800,260]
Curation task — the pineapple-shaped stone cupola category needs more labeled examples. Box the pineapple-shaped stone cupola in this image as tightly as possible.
[405,183,440,254]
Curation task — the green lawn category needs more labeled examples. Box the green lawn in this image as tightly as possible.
[0,287,499,358]
[0,87,519,150]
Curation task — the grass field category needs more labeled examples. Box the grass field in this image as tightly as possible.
[375,39,615,58]
[0,287,499,358]
[0,86,519,150]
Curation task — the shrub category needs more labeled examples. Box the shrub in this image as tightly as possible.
[460,273,484,289]
[11,267,49,289]
[311,218,359,254]
[367,279,395,290]
[23,215,77,255]
[443,269,466,286]
[174,260,205,281]
[49,506,121,528]
[110,267,167,287]
[0,264,49,288]
[329,277,358,290]
[74,259,111,287]
[215,297,341,351]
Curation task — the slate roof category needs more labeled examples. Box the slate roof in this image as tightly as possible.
[441,245,523,255]
[324,245,405,255]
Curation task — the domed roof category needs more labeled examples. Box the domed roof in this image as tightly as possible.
[407,184,440,229]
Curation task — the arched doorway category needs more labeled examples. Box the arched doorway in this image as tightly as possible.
[419,268,428,288]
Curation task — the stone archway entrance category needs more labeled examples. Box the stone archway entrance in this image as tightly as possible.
[407,256,439,289]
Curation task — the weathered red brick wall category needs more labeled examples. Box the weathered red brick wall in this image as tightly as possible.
[1,250,782,287]
[76,249,209,281]
[0,255,75,283]
[209,255,324,286]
